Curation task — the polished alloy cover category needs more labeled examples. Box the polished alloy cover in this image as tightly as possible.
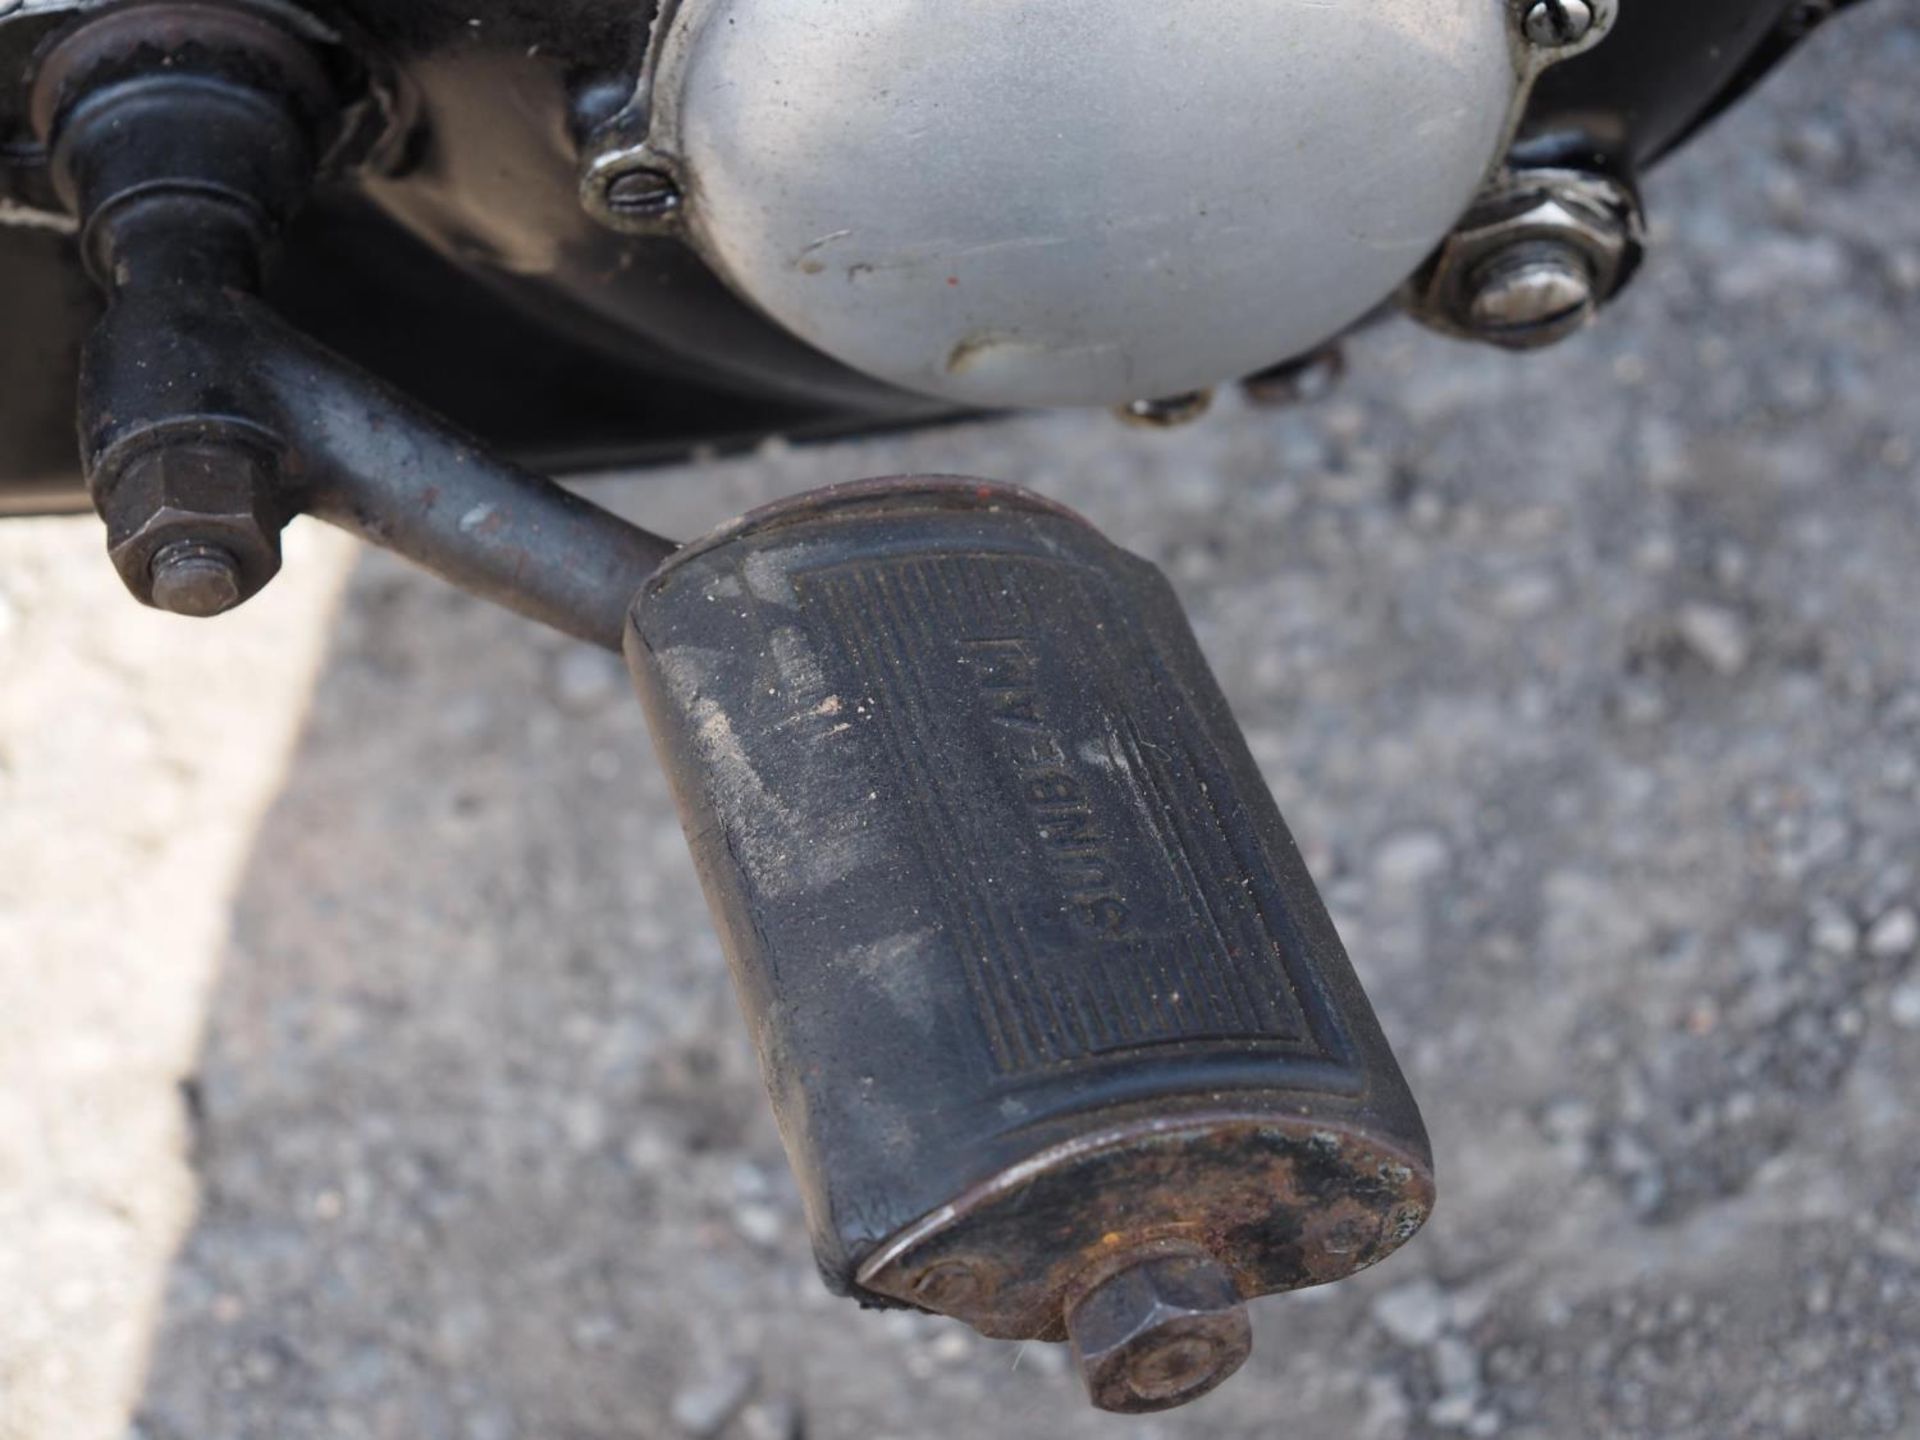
[651,0,1520,407]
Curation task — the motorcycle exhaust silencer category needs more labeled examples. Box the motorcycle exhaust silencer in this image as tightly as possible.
[626,478,1431,1413]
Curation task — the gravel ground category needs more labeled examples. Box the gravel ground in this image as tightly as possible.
[3,9,1919,1439]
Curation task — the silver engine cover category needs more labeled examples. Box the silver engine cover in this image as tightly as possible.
[650,0,1522,408]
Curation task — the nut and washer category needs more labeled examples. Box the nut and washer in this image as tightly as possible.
[1067,1252,1252,1414]
[1404,169,1644,351]
[96,439,287,615]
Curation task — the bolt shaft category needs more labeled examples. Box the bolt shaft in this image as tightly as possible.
[149,540,244,617]
[1465,241,1597,346]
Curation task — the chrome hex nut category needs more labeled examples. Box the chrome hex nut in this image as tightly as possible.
[1407,170,1644,350]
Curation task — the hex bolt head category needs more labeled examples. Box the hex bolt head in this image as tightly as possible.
[1466,242,1597,343]
[148,540,244,617]
[99,440,285,614]
[1066,1253,1252,1414]
[1522,0,1595,48]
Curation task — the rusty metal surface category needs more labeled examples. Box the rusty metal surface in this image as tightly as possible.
[858,1111,1432,1341]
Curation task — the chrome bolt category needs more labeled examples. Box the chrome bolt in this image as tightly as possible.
[1522,0,1595,48]
[1465,242,1597,346]
[148,540,244,617]
[1407,170,1641,350]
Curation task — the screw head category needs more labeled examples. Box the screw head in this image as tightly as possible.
[604,166,682,223]
[1466,243,1596,344]
[1067,1253,1252,1414]
[1523,0,1595,47]
[583,148,687,236]
[911,1260,983,1312]
[148,540,244,617]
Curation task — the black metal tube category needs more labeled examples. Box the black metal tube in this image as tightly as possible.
[81,280,679,648]
[247,304,677,650]
[48,5,677,645]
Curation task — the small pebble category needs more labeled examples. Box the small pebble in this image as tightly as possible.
[1711,234,1847,304]
[670,1357,758,1437]
[1865,906,1917,960]
[1012,1342,1069,1377]
[733,1202,784,1247]
[1784,119,1849,174]
[1888,248,1920,296]
[1489,569,1560,620]
[1372,1279,1448,1347]
[1374,830,1452,889]
[1432,1335,1481,1396]
[1614,680,1670,727]
[1360,1374,1412,1440]
[1676,603,1752,677]
[929,1328,972,1363]
[739,1398,802,1440]
[1809,909,1860,956]
[1430,1392,1479,1428]
[552,644,624,712]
